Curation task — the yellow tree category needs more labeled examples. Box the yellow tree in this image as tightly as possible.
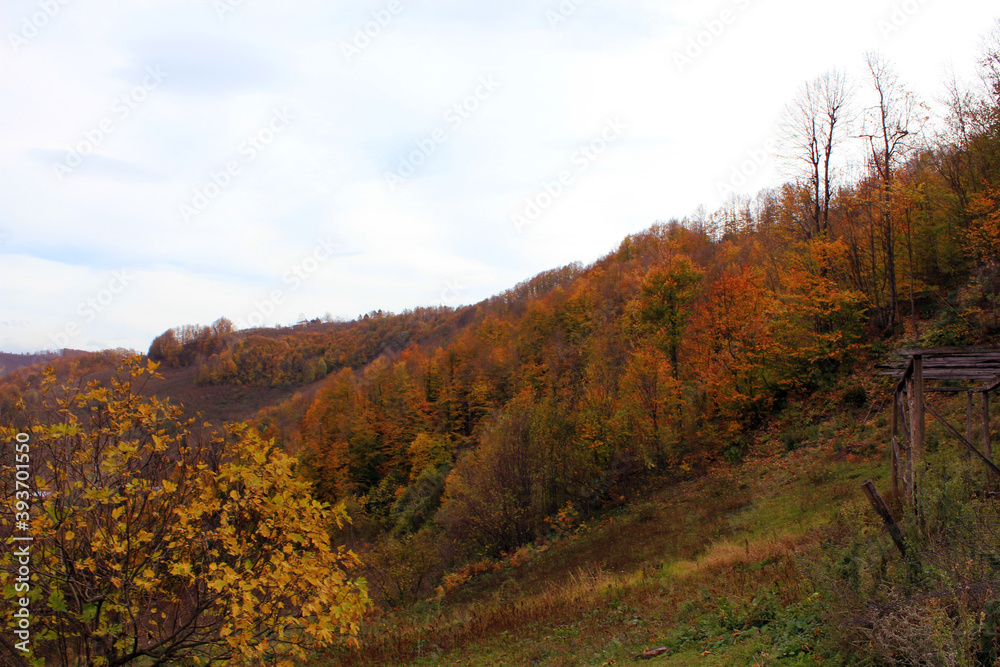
[966,187,1000,328]
[0,356,369,667]
[619,344,683,468]
[775,238,867,387]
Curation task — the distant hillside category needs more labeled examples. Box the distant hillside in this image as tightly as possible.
[0,349,324,429]
[0,349,87,377]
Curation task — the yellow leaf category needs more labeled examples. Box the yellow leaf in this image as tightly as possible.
[170,561,192,577]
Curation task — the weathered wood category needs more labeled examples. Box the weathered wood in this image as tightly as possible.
[891,435,902,498]
[891,391,900,498]
[894,358,915,395]
[910,356,924,504]
[877,348,1000,382]
[862,480,907,556]
[882,353,1000,362]
[923,402,1000,479]
[900,394,911,441]
[881,370,1000,380]
[893,346,1000,355]
[904,382,914,500]
[877,348,1000,508]
[924,387,981,393]
[880,360,1000,365]
[881,361,1000,368]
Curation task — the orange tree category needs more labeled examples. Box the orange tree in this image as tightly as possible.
[0,356,369,666]
[966,187,1000,329]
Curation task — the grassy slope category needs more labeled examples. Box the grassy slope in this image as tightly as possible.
[136,364,323,427]
[320,382,894,666]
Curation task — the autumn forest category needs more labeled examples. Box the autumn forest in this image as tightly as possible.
[3,27,1000,667]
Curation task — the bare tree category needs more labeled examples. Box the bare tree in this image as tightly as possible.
[975,21,1000,185]
[935,68,978,212]
[981,20,1000,107]
[937,21,1000,207]
[780,69,854,238]
[859,52,921,329]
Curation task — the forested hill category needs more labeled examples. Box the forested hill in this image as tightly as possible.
[3,29,999,579]
[5,42,1000,548]
[141,44,1000,557]
[0,264,587,426]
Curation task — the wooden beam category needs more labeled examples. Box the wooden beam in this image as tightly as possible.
[889,392,899,498]
[896,358,915,395]
[904,382,913,500]
[925,370,1000,376]
[862,480,907,556]
[892,346,1000,356]
[910,356,924,504]
[879,357,1000,381]
[900,393,911,441]
[892,345,1000,357]
[891,435,902,498]
[925,387,981,393]
[881,370,1000,381]
[923,401,1000,479]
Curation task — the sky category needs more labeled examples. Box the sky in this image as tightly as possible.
[0,0,997,354]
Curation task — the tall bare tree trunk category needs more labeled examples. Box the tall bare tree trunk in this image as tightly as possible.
[863,53,918,331]
[780,70,853,239]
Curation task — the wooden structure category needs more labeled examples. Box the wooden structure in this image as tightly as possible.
[877,347,1000,505]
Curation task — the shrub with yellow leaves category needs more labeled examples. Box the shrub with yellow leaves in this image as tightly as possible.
[0,355,369,666]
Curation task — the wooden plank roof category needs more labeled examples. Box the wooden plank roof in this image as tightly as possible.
[876,346,1000,383]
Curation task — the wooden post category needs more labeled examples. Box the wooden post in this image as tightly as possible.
[967,391,974,462]
[889,390,901,498]
[862,480,907,556]
[904,381,913,502]
[910,356,924,505]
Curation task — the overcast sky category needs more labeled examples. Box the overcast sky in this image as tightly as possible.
[0,0,996,354]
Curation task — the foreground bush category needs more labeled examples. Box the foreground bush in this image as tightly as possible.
[0,357,369,666]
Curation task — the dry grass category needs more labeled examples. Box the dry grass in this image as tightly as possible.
[663,533,806,581]
[316,478,751,665]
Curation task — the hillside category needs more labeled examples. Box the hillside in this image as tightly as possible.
[0,349,87,378]
[315,363,1000,666]
[0,351,315,428]
[323,386,885,666]
[1,26,1000,666]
